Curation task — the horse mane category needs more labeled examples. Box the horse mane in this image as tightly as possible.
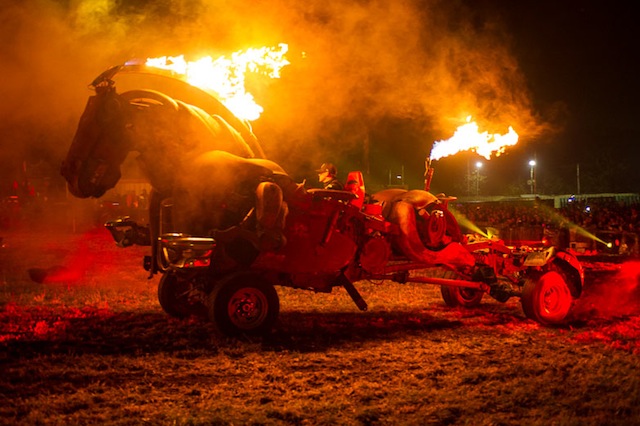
[120,90,261,193]
[122,89,258,158]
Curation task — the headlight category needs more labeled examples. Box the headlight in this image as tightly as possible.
[160,233,216,268]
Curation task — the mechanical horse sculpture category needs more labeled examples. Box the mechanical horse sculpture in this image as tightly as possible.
[62,65,298,265]
[62,65,581,335]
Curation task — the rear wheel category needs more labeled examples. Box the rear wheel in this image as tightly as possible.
[158,273,208,318]
[439,271,484,308]
[208,272,279,336]
[521,271,573,325]
[441,286,484,308]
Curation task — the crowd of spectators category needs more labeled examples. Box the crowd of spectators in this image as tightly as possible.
[452,198,640,234]
[3,179,640,255]
[0,188,150,231]
[452,202,552,229]
[559,200,640,234]
[451,197,640,255]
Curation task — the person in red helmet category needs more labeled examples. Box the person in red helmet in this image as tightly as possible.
[316,163,344,190]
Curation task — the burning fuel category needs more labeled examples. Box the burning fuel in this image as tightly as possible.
[430,116,519,161]
[145,44,290,121]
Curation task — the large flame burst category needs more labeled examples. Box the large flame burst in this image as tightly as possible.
[145,44,289,121]
[430,116,519,161]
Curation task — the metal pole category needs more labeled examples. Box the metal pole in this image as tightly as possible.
[531,166,534,194]
[529,160,536,195]
[475,162,482,196]
[467,160,471,195]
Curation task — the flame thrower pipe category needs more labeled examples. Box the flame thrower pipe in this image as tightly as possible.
[424,157,434,192]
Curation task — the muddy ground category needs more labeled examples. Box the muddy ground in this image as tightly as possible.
[1,226,639,425]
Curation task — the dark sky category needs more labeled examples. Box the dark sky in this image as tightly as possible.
[448,0,640,195]
[1,0,638,197]
[285,0,640,195]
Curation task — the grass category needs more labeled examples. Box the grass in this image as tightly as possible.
[1,226,639,425]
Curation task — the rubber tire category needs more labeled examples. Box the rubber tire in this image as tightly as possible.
[208,272,279,336]
[439,271,484,308]
[440,286,484,308]
[157,273,207,319]
[521,271,573,325]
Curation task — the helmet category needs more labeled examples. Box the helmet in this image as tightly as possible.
[316,163,337,176]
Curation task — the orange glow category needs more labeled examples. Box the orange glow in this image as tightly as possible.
[146,44,289,121]
[430,116,519,161]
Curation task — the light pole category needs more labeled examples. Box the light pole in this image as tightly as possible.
[528,160,536,194]
[475,161,483,196]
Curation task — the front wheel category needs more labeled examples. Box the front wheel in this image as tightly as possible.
[521,271,573,325]
[157,273,208,319]
[208,272,279,336]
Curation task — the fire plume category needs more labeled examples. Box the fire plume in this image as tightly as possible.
[145,44,290,121]
[430,117,519,161]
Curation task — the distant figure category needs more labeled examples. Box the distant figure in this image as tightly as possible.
[316,163,344,190]
[138,188,149,210]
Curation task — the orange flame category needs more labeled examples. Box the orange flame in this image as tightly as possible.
[145,44,289,121]
[430,116,519,161]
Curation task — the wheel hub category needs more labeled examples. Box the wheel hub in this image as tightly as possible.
[228,289,267,328]
[539,273,571,316]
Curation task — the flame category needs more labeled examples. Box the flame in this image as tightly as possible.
[430,116,519,161]
[145,44,289,121]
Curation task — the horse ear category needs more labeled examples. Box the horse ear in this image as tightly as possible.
[96,88,126,126]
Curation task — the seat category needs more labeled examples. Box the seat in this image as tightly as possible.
[345,171,365,210]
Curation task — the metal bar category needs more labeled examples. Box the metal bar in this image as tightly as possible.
[335,274,368,311]
[382,262,433,273]
[405,276,489,291]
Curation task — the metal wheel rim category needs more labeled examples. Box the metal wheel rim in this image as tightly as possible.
[538,273,571,317]
[227,287,269,330]
[459,288,480,302]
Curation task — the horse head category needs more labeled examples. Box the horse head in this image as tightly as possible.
[62,65,264,199]
[61,84,132,198]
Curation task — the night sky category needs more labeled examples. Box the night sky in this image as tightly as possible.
[367,0,640,196]
[0,0,638,197]
[437,0,640,196]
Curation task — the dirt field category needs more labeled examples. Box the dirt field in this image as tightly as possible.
[1,225,639,425]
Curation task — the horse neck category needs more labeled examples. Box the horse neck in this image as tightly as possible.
[132,121,229,197]
[125,100,257,195]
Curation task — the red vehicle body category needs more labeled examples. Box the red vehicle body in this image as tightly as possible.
[62,63,583,336]
[106,175,583,336]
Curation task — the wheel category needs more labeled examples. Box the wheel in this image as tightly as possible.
[208,272,279,336]
[157,273,208,319]
[439,271,484,308]
[521,271,573,325]
[440,286,484,308]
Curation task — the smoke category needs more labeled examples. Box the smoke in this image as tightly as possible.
[253,0,549,177]
[0,0,548,186]
[572,261,640,320]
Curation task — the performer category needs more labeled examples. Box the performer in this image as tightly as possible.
[316,163,344,190]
